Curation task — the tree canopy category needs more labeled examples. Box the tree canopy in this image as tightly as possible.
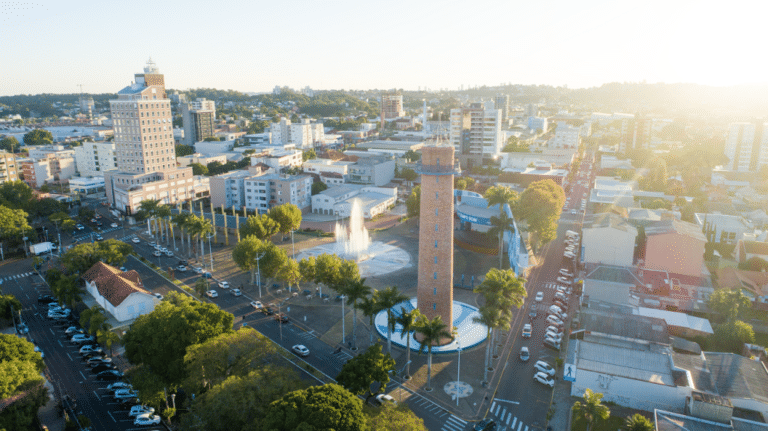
[122,292,234,384]
[232,235,288,285]
[516,179,565,246]
[0,294,22,320]
[0,334,47,430]
[708,288,751,322]
[59,239,133,274]
[240,214,279,240]
[336,344,395,397]
[23,129,53,146]
[712,320,755,354]
[406,185,421,218]
[269,203,302,235]
[0,205,31,241]
[263,383,368,431]
[190,162,208,176]
[365,404,426,431]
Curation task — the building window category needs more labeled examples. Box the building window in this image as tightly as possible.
[435,208,438,216]
[435,192,438,199]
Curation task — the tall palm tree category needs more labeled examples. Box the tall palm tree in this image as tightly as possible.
[157,205,172,245]
[97,322,121,356]
[488,211,515,269]
[394,307,420,379]
[187,215,206,263]
[138,199,160,243]
[173,213,191,254]
[376,286,409,354]
[359,290,383,347]
[474,268,527,318]
[473,305,501,384]
[191,216,213,265]
[342,278,372,351]
[415,315,452,391]
[572,388,610,431]
[625,414,654,431]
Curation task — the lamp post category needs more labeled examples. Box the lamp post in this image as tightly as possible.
[456,340,462,407]
[206,233,214,272]
[255,251,266,298]
[290,229,295,258]
[341,294,346,345]
[276,296,291,341]
[23,236,28,257]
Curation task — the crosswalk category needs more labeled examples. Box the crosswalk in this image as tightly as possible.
[73,226,122,241]
[488,400,529,431]
[296,330,317,341]
[542,282,561,290]
[0,272,34,283]
[440,415,468,431]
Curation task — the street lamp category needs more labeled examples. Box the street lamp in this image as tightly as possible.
[341,295,346,345]
[456,340,462,407]
[276,296,291,341]
[255,251,266,298]
[206,233,214,272]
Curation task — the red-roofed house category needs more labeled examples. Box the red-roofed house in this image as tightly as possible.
[717,267,768,304]
[82,262,158,322]
[641,219,707,278]
[736,239,768,265]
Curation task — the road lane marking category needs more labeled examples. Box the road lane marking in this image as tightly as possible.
[517,421,523,431]
[490,401,496,412]
[93,391,100,400]
[494,398,520,404]
[79,370,87,380]
[49,328,55,336]
[511,417,517,428]
[501,408,507,421]
[66,353,72,362]
[107,411,116,422]
[507,415,512,425]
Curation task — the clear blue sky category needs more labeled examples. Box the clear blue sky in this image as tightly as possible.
[1,0,765,96]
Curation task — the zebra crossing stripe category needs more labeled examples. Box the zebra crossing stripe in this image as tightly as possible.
[448,415,466,424]
[511,417,517,428]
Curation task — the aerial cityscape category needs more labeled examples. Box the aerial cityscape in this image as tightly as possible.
[1,2,768,431]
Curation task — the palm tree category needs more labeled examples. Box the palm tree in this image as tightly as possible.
[188,215,213,264]
[474,268,527,318]
[157,205,172,245]
[572,388,610,431]
[97,323,121,356]
[473,305,501,384]
[625,413,653,431]
[342,278,372,351]
[139,199,160,243]
[414,315,452,391]
[359,290,383,347]
[376,286,409,354]
[173,212,190,254]
[394,307,420,379]
[488,211,515,269]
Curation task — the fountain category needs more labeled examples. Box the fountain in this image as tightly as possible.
[333,199,371,261]
[296,199,410,277]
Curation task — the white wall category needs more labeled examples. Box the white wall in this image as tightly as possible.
[583,227,636,266]
[571,368,690,413]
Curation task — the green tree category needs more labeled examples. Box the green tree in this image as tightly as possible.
[0,334,45,372]
[203,136,223,141]
[49,273,84,308]
[0,205,31,242]
[188,214,213,262]
[365,404,426,431]
[298,256,317,284]
[175,144,195,157]
[488,211,515,269]
[314,253,343,292]
[625,413,654,431]
[402,149,421,162]
[0,136,19,153]
[0,181,34,210]
[311,181,328,195]
[269,203,302,237]
[406,185,421,218]
[739,256,768,272]
[194,277,210,297]
[263,383,368,431]
[376,286,409,354]
[0,294,22,320]
[276,258,302,291]
[240,213,279,240]
[122,291,234,384]
[232,235,287,286]
[184,327,279,392]
[96,324,120,356]
[79,305,107,335]
[190,162,208,176]
[23,129,53,146]
[394,307,420,379]
[77,205,95,222]
[336,344,395,398]
[414,315,452,391]
[712,320,755,353]
[59,239,133,274]
[303,148,317,161]
[516,179,565,247]
[484,185,519,212]
[572,388,611,431]
[473,305,501,384]
[341,277,371,351]
[708,288,751,322]
[399,167,418,182]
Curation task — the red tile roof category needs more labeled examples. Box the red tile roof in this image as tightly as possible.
[82,262,148,307]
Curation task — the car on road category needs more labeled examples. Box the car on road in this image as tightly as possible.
[534,360,556,376]
[292,344,310,357]
[17,322,29,334]
[262,307,275,315]
[107,382,132,391]
[230,288,242,296]
[176,265,187,272]
[76,224,85,230]
[153,250,162,257]
[96,370,124,381]
[165,250,174,257]
[474,419,497,431]
[528,303,537,318]
[522,323,532,338]
[177,260,188,266]
[202,272,213,279]
[218,281,230,289]
[519,346,530,361]
[132,237,140,243]
[148,241,156,247]
[374,394,397,406]
[535,291,544,302]
[95,234,104,241]
[134,413,161,426]
[274,313,289,323]
[193,266,204,274]
[129,405,155,417]
[71,334,95,344]
[111,223,119,228]
[153,293,163,300]
[250,301,263,309]
[534,371,555,387]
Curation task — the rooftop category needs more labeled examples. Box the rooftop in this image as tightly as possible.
[655,409,768,431]
[634,307,713,335]
[576,337,674,385]
[645,219,707,242]
[81,262,149,307]
[706,352,768,404]
[585,212,636,232]
[581,308,670,344]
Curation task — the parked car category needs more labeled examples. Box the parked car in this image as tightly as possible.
[546,325,563,335]
[533,371,555,387]
[148,241,156,247]
[262,307,275,315]
[374,394,397,406]
[111,223,119,228]
[535,291,544,302]
[250,301,263,309]
[79,345,104,355]
[545,331,563,343]
[153,251,162,257]
[205,290,218,298]
[71,334,95,344]
[76,224,85,230]
[544,337,561,350]
[546,315,564,328]
[16,323,29,334]
[134,413,161,426]
[559,268,573,277]
[114,388,139,400]
[65,326,84,335]
[177,260,188,266]
[534,360,556,376]
[193,266,204,274]
[556,277,572,286]
[37,295,56,304]
[87,357,112,367]
[164,250,174,257]
[129,405,155,417]
[107,382,132,392]
[34,345,44,358]
[92,363,118,374]
[522,323,532,338]
[96,370,124,381]
[292,344,310,357]
[176,265,187,272]
[519,346,530,361]
[202,272,213,279]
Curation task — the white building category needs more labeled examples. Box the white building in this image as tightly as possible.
[73,141,117,177]
[270,118,324,149]
[582,213,638,267]
[27,145,75,160]
[69,176,105,194]
[194,140,235,155]
[176,153,228,168]
[311,184,396,219]
[243,173,312,214]
[550,122,580,149]
[251,149,303,172]
[303,158,353,179]
[450,103,503,169]
[724,122,768,172]
[82,262,158,323]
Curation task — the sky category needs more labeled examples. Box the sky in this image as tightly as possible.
[1,0,766,96]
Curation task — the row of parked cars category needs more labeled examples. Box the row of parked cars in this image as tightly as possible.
[39,295,162,426]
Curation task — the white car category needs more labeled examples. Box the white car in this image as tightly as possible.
[132,237,140,243]
[292,344,310,357]
[193,267,204,274]
[114,388,138,400]
[230,289,242,297]
[34,346,44,358]
[546,315,564,327]
[153,251,162,257]
[546,325,563,335]
[65,326,83,335]
[218,281,230,289]
[129,405,155,417]
[559,268,573,277]
[176,265,187,272]
[153,293,163,300]
[134,413,161,426]
[148,241,156,247]
[545,331,563,343]
[107,382,132,391]
[534,360,556,376]
[535,291,544,302]
[519,346,530,361]
[111,223,119,228]
[375,394,397,406]
[522,323,532,338]
[165,250,174,257]
[556,277,572,286]
[206,290,218,298]
[71,334,95,344]
[534,371,555,387]
[250,301,263,309]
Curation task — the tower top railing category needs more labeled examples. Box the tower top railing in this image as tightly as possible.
[415,161,462,176]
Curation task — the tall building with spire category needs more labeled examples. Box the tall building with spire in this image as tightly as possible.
[104,59,201,214]
[415,145,460,331]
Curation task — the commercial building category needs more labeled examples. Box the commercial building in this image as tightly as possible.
[527,116,548,133]
[251,149,303,172]
[694,213,752,245]
[27,145,75,160]
[209,168,311,214]
[68,176,105,194]
[181,98,216,146]
[103,59,200,214]
[642,219,707,278]
[176,153,228,168]
[724,122,768,172]
[619,115,651,153]
[582,213,638,267]
[0,150,19,184]
[381,91,405,119]
[311,184,396,219]
[494,94,510,123]
[450,103,503,169]
[346,156,396,187]
[73,141,117,177]
[193,140,235,155]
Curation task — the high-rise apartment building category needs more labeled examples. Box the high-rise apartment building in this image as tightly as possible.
[20,154,76,188]
[73,141,117,177]
[269,118,324,149]
[104,60,198,214]
[449,103,503,169]
[550,122,581,149]
[181,98,216,146]
[724,122,768,172]
[619,115,651,153]
[381,91,405,119]
[0,150,19,185]
[494,94,510,123]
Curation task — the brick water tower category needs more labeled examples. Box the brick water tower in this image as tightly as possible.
[415,145,461,328]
